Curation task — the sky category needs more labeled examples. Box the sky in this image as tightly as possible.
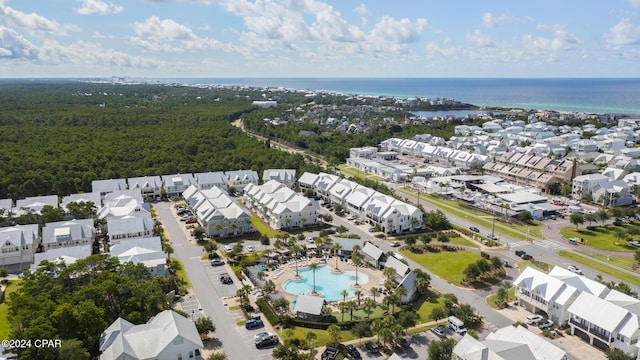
[1,0,640,78]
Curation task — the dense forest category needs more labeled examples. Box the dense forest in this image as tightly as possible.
[0,81,321,200]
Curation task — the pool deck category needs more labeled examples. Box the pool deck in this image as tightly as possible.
[270,257,386,306]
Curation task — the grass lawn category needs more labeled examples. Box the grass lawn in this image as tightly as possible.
[558,250,640,286]
[173,259,191,289]
[412,292,446,322]
[559,225,637,252]
[516,259,553,273]
[486,287,516,309]
[446,236,480,248]
[251,215,280,238]
[279,326,354,347]
[0,280,20,339]
[401,248,482,285]
[337,164,384,182]
[577,250,635,270]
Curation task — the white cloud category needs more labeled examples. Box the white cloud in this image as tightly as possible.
[371,16,428,44]
[606,18,640,46]
[76,0,124,15]
[482,12,532,28]
[465,30,495,48]
[0,26,38,59]
[0,3,73,36]
[131,16,241,54]
[523,24,578,52]
[354,3,371,26]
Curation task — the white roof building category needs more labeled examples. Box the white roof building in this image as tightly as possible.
[0,224,39,269]
[110,236,166,276]
[92,178,127,197]
[42,219,95,250]
[99,310,203,360]
[127,176,163,200]
[244,180,319,230]
[262,169,297,188]
[162,174,196,198]
[194,171,228,191]
[225,170,259,193]
[107,214,155,244]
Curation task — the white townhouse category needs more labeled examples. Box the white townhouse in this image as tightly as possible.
[225,170,259,193]
[572,174,610,199]
[41,219,95,251]
[99,310,203,360]
[263,169,297,188]
[0,199,11,216]
[349,146,378,159]
[30,245,92,273]
[364,193,422,234]
[194,171,228,191]
[92,178,127,197]
[312,172,341,200]
[97,190,150,220]
[110,236,166,276]
[107,214,155,244]
[0,224,39,269]
[328,178,360,206]
[591,180,634,207]
[344,186,377,219]
[162,173,197,198]
[127,175,163,200]
[568,291,640,357]
[244,180,319,230]
[182,185,254,238]
[453,325,568,360]
[14,195,59,216]
[514,266,609,326]
[298,172,320,192]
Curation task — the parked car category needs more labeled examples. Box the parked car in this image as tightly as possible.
[321,347,339,360]
[179,215,191,221]
[515,250,526,257]
[220,274,233,284]
[520,254,533,260]
[487,234,498,240]
[469,226,480,233]
[390,241,401,247]
[567,265,583,275]
[245,319,264,329]
[538,319,554,330]
[185,217,197,224]
[525,314,544,325]
[395,337,409,348]
[364,341,380,353]
[210,259,225,266]
[430,326,447,338]
[255,332,278,348]
[223,245,232,253]
[345,344,361,359]
[629,240,640,248]
[254,332,269,342]
[368,227,376,232]
[325,228,336,234]
[246,245,255,252]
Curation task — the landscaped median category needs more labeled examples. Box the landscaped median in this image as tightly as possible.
[559,225,638,252]
[558,250,640,286]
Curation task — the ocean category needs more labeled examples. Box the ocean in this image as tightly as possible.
[164,77,640,115]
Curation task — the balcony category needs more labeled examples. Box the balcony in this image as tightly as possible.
[569,318,612,343]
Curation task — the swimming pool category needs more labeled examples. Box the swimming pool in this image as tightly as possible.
[283,266,369,301]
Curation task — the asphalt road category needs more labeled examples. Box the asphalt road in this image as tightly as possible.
[155,202,274,360]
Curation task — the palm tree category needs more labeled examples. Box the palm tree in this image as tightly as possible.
[394,286,407,305]
[354,289,362,305]
[337,301,348,322]
[370,287,379,304]
[352,254,362,286]
[331,242,342,270]
[308,262,320,294]
[383,267,396,282]
[327,324,341,348]
[290,244,303,277]
[341,289,349,304]
[363,297,376,319]
[304,331,317,359]
[347,300,357,321]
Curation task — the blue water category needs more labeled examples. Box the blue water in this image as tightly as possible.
[161,77,640,115]
[283,266,369,301]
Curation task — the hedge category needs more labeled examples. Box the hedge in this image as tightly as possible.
[256,298,280,326]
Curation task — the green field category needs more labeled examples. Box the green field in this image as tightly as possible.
[279,326,354,348]
[0,281,20,339]
[337,164,384,181]
[251,215,280,238]
[486,287,516,309]
[401,248,482,285]
[558,250,640,286]
[559,225,637,252]
[577,251,635,270]
[446,235,480,248]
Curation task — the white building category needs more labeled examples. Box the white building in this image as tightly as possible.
[162,174,197,198]
[107,214,155,244]
[41,219,95,251]
[194,171,228,191]
[225,170,259,193]
[572,174,610,199]
[262,169,297,188]
[110,236,166,276]
[99,310,203,360]
[0,224,39,269]
[244,180,319,230]
[127,176,164,200]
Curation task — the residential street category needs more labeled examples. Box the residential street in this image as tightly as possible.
[154,202,275,360]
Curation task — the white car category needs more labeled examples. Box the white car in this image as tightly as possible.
[567,265,583,275]
[246,245,255,252]
[223,245,233,253]
[525,314,544,325]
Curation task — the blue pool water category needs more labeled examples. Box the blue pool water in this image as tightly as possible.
[283,266,369,301]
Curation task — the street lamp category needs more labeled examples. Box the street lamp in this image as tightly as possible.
[490,209,496,247]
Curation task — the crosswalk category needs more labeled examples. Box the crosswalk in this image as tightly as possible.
[507,239,568,251]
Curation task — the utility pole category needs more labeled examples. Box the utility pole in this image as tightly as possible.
[490,209,496,247]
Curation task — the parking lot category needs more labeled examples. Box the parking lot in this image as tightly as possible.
[201,261,239,299]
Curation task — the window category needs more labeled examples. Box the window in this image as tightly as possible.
[189,351,194,358]
[178,355,182,360]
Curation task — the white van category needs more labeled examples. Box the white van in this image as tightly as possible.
[448,316,466,334]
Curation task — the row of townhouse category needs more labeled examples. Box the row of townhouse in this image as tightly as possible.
[572,173,634,206]
[91,169,296,200]
[377,139,488,170]
[243,180,320,230]
[299,172,423,234]
[514,266,640,357]
[182,185,254,238]
[2,187,166,276]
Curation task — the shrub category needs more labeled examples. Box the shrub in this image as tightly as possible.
[256,298,280,325]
